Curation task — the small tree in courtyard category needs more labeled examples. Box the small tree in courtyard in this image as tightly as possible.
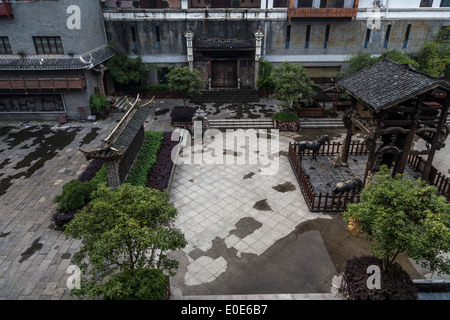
[343,166,450,274]
[270,61,317,110]
[64,183,187,300]
[165,66,205,107]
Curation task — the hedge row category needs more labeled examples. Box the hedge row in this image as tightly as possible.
[125,131,163,187]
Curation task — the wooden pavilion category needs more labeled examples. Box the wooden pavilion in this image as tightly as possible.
[336,58,450,185]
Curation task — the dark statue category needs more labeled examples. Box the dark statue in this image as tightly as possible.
[295,135,330,160]
[332,178,363,195]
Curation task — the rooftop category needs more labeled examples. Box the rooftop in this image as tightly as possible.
[0,45,116,71]
[337,58,450,111]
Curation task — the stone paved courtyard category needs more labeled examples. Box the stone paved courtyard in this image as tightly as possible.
[0,98,449,300]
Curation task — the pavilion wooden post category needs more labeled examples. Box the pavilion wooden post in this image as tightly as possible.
[340,98,356,166]
[422,94,450,182]
[363,113,382,186]
[395,94,424,175]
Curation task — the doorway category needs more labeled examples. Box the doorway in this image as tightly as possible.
[211,60,237,88]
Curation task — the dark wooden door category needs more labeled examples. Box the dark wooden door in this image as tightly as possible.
[211,60,237,88]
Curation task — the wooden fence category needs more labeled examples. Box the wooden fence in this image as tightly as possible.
[288,141,366,212]
[407,154,450,201]
[289,141,450,212]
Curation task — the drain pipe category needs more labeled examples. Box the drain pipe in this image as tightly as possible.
[263,22,267,56]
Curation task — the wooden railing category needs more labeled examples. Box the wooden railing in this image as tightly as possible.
[288,141,365,212]
[0,76,87,91]
[407,154,450,201]
[289,142,450,213]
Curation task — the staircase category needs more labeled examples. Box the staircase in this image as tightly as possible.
[108,95,129,112]
[190,89,260,103]
[299,117,345,129]
[208,118,274,130]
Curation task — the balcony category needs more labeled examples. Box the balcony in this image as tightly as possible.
[288,0,358,20]
[0,0,13,19]
[0,76,87,91]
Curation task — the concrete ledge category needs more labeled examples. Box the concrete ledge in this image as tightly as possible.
[413,279,450,292]
[170,293,345,300]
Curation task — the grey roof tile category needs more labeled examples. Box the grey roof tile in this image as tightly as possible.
[337,58,450,111]
[0,45,116,71]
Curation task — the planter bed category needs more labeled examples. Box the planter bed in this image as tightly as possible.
[296,102,324,117]
[146,131,178,191]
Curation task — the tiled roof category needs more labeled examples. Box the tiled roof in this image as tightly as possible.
[337,58,450,111]
[0,45,116,71]
[80,97,153,160]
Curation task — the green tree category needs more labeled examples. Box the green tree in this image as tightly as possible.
[269,61,316,110]
[165,66,205,107]
[105,50,149,91]
[383,50,419,69]
[257,57,276,92]
[338,52,380,79]
[343,166,450,274]
[414,42,448,77]
[64,183,187,299]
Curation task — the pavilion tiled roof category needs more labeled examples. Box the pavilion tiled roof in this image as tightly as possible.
[337,58,450,111]
[0,45,116,71]
[80,97,154,160]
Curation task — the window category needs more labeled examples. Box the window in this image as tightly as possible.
[155,26,161,50]
[324,25,330,49]
[441,0,450,7]
[0,37,12,54]
[403,24,412,48]
[158,67,170,84]
[297,0,313,7]
[33,37,64,54]
[305,25,311,49]
[383,24,391,49]
[420,0,433,6]
[131,26,137,53]
[364,28,371,49]
[286,25,291,49]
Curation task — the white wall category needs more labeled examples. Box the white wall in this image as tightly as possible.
[357,0,442,9]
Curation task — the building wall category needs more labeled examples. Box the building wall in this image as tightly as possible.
[104,15,446,78]
[1,0,107,56]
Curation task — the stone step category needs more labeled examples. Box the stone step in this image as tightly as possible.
[191,90,260,103]
[208,118,273,129]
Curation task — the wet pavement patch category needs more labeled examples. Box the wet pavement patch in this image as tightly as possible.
[79,127,101,147]
[0,231,10,238]
[229,217,263,239]
[243,172,255,179]
[19,237,43,263]
[272,181,296,193]
[155,108,170,116]
[61,252,71,260]
[0,125,81,197]
[253,199,272,211]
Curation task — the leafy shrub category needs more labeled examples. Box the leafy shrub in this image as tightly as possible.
[341,256,418,300]
[53,179,98,212]
[137,83,171,92]
[126,131,163,187]
[90,164,107,186]
[103,268,169,300]
[146,131,178,191]
[273,111,299,123]
[89,94,110,113]
[78,159,105,183]
[257,58,276,92]
[170,106,196,123]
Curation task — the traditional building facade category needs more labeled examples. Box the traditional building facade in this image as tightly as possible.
[0,0,115,121]
[103,0,450,88]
